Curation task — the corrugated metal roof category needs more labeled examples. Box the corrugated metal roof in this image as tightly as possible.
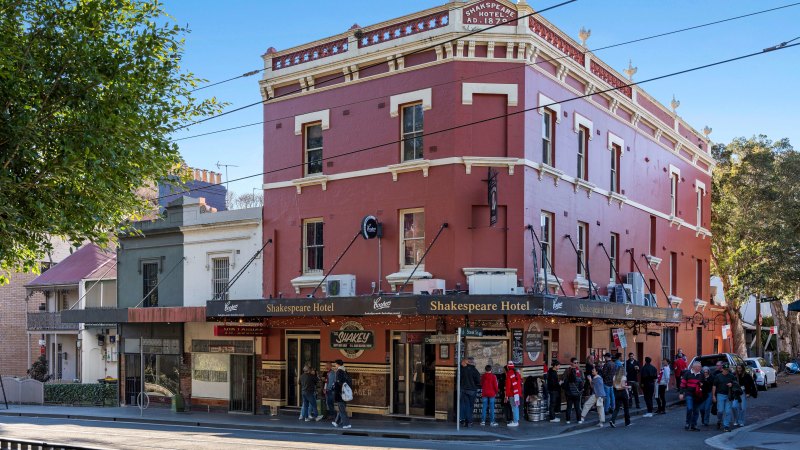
[25,243,116,288]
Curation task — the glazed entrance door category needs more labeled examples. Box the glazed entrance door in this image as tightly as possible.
[392,340,435,416]
[287,337,320,407]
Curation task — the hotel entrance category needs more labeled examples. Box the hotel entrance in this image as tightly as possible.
[286,332,320,408]
[391,333,435,417]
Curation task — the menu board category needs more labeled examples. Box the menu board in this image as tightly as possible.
[511,329,524,365]
[466,339,508,374]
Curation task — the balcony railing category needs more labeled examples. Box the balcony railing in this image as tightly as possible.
[27,312,79,331]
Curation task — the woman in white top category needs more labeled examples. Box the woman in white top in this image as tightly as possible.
[656,359,671,414]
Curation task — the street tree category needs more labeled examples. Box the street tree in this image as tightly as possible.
[711,136,800,357]
[0,0,221,283]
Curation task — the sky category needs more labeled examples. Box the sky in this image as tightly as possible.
[165,0,800,196]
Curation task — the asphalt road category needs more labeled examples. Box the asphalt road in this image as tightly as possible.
[1,377,798,450]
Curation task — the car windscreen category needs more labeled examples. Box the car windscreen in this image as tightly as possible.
[745,360,756,367]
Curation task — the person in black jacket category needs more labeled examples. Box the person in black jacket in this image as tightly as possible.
[332,359,352,429]
[640,356,658,417]
[698,367,714,426]
[733,364,757,427]
[547,360,562,422]
[459,357,482,428]
[625,353,641,409]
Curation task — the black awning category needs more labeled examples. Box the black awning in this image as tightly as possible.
[61,308,128,324]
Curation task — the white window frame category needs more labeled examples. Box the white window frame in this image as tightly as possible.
[303,122,323,176]
[542,108,555,166]
[669,252,677,296]
[577,222,588,277]
[400,102,424,162]
[610,143,621,193]
[400,208,425,270]
[577,125,589,180]
[302,218,324,274]
[610,232,619,282]
[541,211,554,270]
[669,165,681,217]
[695,180,706,227]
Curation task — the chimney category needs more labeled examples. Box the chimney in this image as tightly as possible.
[217,172,223,184]
[202,169,208,182]
[194,168,201,181]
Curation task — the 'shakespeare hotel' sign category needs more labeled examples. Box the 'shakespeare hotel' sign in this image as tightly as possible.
[207,295,683,323]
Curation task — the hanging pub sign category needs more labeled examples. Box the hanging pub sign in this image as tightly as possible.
[487,167,498,226]
[360,215,380,239]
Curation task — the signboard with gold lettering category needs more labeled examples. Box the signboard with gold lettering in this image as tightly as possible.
[418,297,533,315]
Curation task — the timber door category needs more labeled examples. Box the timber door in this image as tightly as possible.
[286,337,320,408]
[229,354,254,413]
[392,339,436,416]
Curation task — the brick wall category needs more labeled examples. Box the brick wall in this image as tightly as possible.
[0,272,44,377]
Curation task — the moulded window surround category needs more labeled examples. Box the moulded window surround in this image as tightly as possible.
[302,218,324,274]
[610,143,621,193]
[609,232,619,282]
[695,180,706,227]
[401,102,424,162]
[537,93,562,121]
[400,208,425,270]
[294,109,330,135]
[576,222,588,277]
[462,82,519,106]
[573,112,593,138]
[669,251,678,296]
[670,172,680,216]
[540,211,555,271]
[577,126,589,181]
[542,109,556,166]
[389,88,432,118]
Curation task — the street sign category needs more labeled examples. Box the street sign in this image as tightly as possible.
[461,327,484,337]
[424,334,458,344]
[769,326,778,335]
[612,328,627,348]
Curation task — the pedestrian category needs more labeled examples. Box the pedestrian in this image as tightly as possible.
[698,367,714,426]
[299,365,322,421]
[640,356,657,417]
[324,362,336,419]
[480,365,499,427]
[676,348,686,363]
[711,360,724,379]
[679,361,704,431]
[712,363,739,432]
[674,356,688,391]
[584,355,595,397]
[504,361,522,427]
[331,359,352,429]
[563,357,583,424]
[656,359,671,414]
[600,353,617,415]
[733,364,757,427]
[609,365,631,427]
[579,367,606,427]
[547,360,562,422]
[459,356,481,428]
[625,352,641,409]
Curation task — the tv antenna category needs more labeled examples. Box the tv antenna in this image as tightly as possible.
[215,161,239,192]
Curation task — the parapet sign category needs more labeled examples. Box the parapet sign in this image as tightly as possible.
[462,1,517,26]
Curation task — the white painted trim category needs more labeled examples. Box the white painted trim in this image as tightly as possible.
[462,82,518,106]
[290,274,324,294]
[386,270,432,291]
[695,180,706,193]
[573,112,593,139]
[461,156,519,175]
[669,164,681,179]
[608,132,624,153]
[294,109,330,135]
[537,93,562,122]
[462,267,517,278]
[389,88,432,118]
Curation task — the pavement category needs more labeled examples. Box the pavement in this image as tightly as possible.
[0,389,682,442]
[706,407,800,450]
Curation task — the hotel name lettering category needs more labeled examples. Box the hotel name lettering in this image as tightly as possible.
[266,303,334,314]
[427,299,531,314]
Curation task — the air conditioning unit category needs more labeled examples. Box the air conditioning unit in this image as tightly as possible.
[644,293,658,307]
[607,283,632,303]
[413,279,445,295]
[468,273,518,295]
[626,272,646,305]
[325,275,356,297]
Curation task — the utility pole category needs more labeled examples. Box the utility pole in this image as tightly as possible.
[756,293,763,358]
[215,161,239,192]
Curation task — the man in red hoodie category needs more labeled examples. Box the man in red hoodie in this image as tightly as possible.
[505,361,523,427]
[674,356,688,392]
[480,365,499,426]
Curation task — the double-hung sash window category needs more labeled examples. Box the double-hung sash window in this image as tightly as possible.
[670,251,678,296]
[577,222,588,277]
[577,126,589,180]
[670,173,679,216]
[303,219,324,274]
[696,187,704,227]
[142,262,159,307]
[610,144,621,193]
[696,259,703,300]
[304,123,323,176]
[212,257,230,301]
[610,232,619,281]
[401,103,424,161]
[542,109,555,166]
[401,209,425,269]
[649,215,657,256]
[540,211,554,270]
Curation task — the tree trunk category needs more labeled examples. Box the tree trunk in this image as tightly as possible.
[770,301,791,356]
[789,310,800,358]
[726,304,748,357]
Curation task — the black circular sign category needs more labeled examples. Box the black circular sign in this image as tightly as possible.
[361,215,379,239]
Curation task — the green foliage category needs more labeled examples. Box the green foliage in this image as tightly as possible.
[27,355,51,382]
[44,383,118,406]
[0,0,222,282]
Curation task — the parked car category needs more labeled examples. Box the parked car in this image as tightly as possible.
[745,357,778,390]
[689,353,753,378]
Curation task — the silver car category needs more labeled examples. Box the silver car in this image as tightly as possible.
[745,357,777,390]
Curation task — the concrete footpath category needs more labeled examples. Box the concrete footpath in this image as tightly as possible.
[706,407,800,450]
[0,390,680,442]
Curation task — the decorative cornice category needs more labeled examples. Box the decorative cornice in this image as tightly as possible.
[646,255,663,269]
[291,174,329,194]
[462,156,519,175]
[537,163,565,186]
[387,159,431,181]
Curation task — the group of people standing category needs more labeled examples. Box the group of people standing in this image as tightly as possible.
[297,359,354,429]
[679,359,758,432]
[458,357,525,427]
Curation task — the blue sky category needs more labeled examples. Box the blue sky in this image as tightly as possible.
[165,0,800,196]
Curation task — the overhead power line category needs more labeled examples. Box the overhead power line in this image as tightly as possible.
[172,1,800,142]
[158,39,799,202]
[175,0,577,130]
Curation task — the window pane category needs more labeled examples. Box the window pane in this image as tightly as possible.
[307,148,323,174]
[413,104,423,130]
[404,212,425,239]
[306,124,322,149]
[402,106,415,133]
[314,222,323,245]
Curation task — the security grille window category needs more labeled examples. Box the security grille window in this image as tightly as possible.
[142,262,158,307]
[542,109,555,166]
[540,211,554,269]
[577,126,589,180]
[610,144,621,193]
[401,209,425,269]
[670,173,679,216]
[401,103,424,161]
[610,232,619,281]
[670,251,678,296]
[303,219,324,274]
[304,123,323,176]
[577,222,588,276]
[212,257,230,300]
